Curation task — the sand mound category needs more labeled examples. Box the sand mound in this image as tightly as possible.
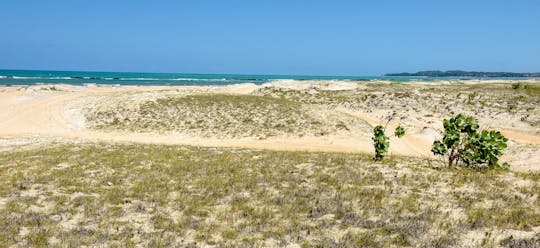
[262,80,366,91]
[84,93,371,139]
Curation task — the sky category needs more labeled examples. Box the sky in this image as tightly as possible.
[1,0,539,76]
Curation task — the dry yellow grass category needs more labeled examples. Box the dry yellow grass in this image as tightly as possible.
[83,93,369,139]
[1,142,539,247]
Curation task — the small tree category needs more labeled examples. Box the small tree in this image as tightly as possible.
[431,114,509,169]
[372,114,406,160]
[372,125,390,160]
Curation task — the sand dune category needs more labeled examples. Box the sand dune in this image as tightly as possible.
[0,81,539,171]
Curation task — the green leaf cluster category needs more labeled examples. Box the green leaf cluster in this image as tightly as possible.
[462,130,508,167]
[431,114,508,169]
[372,125,406,160]
[394,126,406,138]
[372,125,389,160]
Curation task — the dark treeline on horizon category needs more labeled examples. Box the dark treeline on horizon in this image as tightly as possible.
[386,70,540,77]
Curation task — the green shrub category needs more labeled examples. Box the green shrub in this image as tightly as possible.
[431,114,508,169]
[372,126,390,160]
[372,125,406,160]
[394,126,406,138]
[511,82,524,90]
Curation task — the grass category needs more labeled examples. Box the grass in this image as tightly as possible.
[83,82,540,139]
[512,82,540,96]
[84,94,365,139]
[1,143,539,247]
[256,82,540,128]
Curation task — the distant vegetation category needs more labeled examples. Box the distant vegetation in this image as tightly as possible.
[386,70,540,77]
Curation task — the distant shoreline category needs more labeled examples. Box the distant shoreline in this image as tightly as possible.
[385,70,540,78]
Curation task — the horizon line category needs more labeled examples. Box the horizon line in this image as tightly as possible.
[0,68,382,78]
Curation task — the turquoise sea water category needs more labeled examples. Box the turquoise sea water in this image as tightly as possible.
[0,70,534,86]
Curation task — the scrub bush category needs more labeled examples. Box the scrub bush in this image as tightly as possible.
[431,114,508,169]
[372,124,406,160]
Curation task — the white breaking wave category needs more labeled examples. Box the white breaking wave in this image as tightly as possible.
[263,79,365,91]
[171,78,228,81]
[4,76,72,80]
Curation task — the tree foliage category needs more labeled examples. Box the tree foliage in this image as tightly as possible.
[431,114,509,169]
[372,125,405,160]
[372,125,389,160]
[394,126,406,138]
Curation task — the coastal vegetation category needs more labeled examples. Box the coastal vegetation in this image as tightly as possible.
[372,114,406,160]
[432,114,509,169]
[386,70,540,78]
[83,82,540,142]
[1,143,539,247]
[84,94,369,139]
[256,82,540,129]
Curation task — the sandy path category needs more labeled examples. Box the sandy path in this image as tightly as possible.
[0,84,539,171]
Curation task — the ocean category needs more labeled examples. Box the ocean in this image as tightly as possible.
[0,69,531,86]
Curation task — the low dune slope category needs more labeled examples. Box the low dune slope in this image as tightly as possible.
[83,94,370,139]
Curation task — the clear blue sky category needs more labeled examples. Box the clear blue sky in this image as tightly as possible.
[1,0,539,76]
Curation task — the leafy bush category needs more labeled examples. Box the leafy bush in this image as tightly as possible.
[511,82,524,90]
[372,125,406,160]
[431,114,509,169]
[394,126,406,138]
[372,126,389,160]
